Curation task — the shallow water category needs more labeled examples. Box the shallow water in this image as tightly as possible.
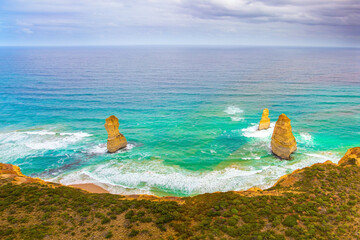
[0,46,359,196]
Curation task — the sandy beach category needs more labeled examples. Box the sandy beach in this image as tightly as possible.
[70,183,109,193]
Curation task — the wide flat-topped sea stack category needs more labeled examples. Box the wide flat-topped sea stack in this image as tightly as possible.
[339,147,360,166]
[258,108,270,130]
[104,115,127,153]
[271,114,297,160]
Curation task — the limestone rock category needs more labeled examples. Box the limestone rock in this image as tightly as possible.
[0,163,45,184]
[271,114,297,160]
[247,187,262,192]
[104,115,127,153]
[258,108,270,130]
[338,147,360,166]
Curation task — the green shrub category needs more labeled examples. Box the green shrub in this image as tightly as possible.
[105,231,113,238]
[282,215,298,227]
[128,229,139,237]
[227,216,238,226]
[101,217,110,224]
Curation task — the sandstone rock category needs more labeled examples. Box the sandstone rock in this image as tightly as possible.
[338,147,360,166]
[258,108,271,130]
[0,163,44,184]
[104,115,127,153]
[247,187,262,192]
[271,114,297,160]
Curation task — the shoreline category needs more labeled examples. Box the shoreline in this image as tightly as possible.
[69,183,110,193]
[59,152,342,197]
[1,148,359,239]
[0,147,356,199]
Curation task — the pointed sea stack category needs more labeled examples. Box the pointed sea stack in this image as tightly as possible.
[271,114,297,160]
[258,108,270,130]
[338,147,360,166]
[104,115,127,153]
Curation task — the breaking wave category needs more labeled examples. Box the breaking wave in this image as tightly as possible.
[224,106,243,115]
[87,143,136,155]
[242,122,275,138]
[225,106,244,121]
[0,129,92,162]
[53,151,341,196]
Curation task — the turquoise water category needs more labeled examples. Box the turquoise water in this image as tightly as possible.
[0,47,359,196]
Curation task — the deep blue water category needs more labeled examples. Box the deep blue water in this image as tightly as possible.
[0,47,359,196]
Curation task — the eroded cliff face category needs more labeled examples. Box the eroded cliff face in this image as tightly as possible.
[104,115,127,153]
[0,163,45,184]
[339,147,360,166]
[258,108,270,130]
[271,114,297,160]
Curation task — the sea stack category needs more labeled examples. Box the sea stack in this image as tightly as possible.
[104,115,127,153]
[338,147,360,166]
[258,108,270,130]
[271,114,297,160]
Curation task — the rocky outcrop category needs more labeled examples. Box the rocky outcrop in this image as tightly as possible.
[338,147,360,166]
[0,163,45,184]
[258,108,270,130]
[104,115,127,153]
[271,114,297,160]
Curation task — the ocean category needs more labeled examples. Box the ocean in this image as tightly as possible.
[0,46,359,196]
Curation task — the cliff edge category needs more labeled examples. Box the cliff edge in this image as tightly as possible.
[1,148,360,240]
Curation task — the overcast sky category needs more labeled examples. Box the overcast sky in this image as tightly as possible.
[0,0,359,47]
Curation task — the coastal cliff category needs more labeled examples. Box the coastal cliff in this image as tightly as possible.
[0,163,46,185]
[338,147,360,166]
[1,148,360,239]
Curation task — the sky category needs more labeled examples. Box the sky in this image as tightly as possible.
[0,0,359,47]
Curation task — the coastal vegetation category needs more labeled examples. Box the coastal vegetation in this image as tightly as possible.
[1,148,360,239]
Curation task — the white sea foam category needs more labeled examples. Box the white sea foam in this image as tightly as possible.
[87,143,136,155]
[126,143,135,150]
[224,106,244,122]
[230,116,244,122]
[54,161,265,195]
[23,131,91,150]
[88,144,108,154]
[52,151,341,196]
[298,132,314,147]
[242,155,261,160]
[242,122,275,138]
[0,130,92,162]
[224,106,243,115]
[300,133,312,141]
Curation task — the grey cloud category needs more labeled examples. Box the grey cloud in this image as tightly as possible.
[178,0,360,27]
[1,0,359,46]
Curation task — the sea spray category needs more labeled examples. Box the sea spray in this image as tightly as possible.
[242,122,276,138]
[52,151,341,196]
[224,106,243,115]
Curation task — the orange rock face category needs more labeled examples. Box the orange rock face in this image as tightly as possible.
[338,147,360,166]
[271,114,297,160]
[0,163,44,184]
[104,115,127,153]
[258,108,270,130]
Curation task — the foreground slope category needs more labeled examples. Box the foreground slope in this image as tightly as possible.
[1,147,360,240]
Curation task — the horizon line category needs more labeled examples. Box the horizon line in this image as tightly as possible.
[0,44,358,49]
